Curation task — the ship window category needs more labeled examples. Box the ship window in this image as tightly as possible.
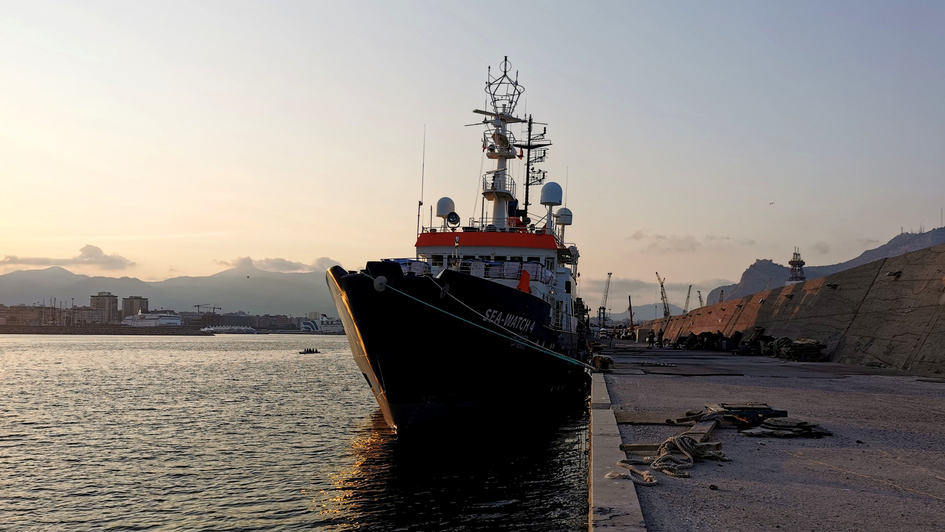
[510,256,522,263]
[432,255,444,267]
[545,258,554,270]
[565,280,571,294]
[527,256,540,263]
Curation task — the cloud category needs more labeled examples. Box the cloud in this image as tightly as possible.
[812,241,830,255]
[218,256,341,273]
[647,234,701,253]
[0,245,135,270]
[627,231,755,254]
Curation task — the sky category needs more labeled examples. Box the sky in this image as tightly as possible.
[2,1,944,311]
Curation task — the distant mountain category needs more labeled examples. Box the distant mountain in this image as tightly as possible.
[0,266,336,317]
[707,227,945,304]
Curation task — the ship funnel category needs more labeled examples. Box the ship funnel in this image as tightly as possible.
[435,197,455,218]
[540,182,562,206]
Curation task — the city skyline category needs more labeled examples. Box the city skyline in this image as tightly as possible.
[3,1,944,310]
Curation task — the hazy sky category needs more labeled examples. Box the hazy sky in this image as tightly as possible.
[2,1,944,309]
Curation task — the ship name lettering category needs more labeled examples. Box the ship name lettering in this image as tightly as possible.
[483,309,534,333]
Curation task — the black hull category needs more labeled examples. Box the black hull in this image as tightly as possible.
[327,262,590,431]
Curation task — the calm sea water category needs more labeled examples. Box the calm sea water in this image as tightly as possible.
[0,334,588,531]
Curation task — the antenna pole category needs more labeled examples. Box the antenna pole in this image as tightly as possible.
[565,167,569,207]
[415,126,426,258]
[416,125,426,236]
[523,115,533,216]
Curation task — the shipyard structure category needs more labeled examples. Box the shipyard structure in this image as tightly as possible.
[645,243,945,375]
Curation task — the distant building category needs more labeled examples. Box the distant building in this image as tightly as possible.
[178,311,200,325]
[122,296,149,319]
[255,314,290,329]
[91,292,120,323]
[64,306,108,326]
[221,312,254,327]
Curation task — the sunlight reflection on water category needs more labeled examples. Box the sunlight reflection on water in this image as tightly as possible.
[0,334,587,531]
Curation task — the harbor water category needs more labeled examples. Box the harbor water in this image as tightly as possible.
[1,335,588,531]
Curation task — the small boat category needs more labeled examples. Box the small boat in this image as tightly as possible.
[299,348,320,354]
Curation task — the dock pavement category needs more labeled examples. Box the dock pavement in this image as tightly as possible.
[589,339,945,531]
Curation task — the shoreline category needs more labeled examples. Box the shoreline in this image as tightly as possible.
[0,325,212,336]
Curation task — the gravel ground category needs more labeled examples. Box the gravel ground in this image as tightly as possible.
[603,343,945,532]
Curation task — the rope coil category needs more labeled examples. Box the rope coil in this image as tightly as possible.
[616,434,731,486]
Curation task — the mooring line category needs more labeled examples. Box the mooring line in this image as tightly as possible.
[364,272,594,371]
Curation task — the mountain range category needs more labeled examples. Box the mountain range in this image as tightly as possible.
[7,227,943,319]
[0,266,337,317]
[707,227,945,305]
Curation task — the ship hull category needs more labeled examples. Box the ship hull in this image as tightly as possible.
[326,263,590,431]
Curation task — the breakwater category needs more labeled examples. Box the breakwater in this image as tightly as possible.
[0,325,211,335]
[645,243,945,375]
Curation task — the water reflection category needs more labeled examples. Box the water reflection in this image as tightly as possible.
[327,410,589,531]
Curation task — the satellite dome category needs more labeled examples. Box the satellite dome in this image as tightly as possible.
[540,182,562,206]
[436,197,455,218]
[555,207,572,226]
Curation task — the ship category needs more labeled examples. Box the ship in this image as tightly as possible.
[300,314,345,334]
[327,57,592,431]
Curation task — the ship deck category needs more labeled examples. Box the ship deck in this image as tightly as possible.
[589,339,945,531]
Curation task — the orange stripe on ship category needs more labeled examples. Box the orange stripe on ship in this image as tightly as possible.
[415,231,560,249]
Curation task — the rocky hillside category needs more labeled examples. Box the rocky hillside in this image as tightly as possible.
[707,227,945,304]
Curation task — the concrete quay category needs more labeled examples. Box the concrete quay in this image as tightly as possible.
[589,340,945,531]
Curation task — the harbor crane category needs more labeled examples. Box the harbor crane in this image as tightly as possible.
[697,290,704,308]
[683,284,692,314]
[597,272,612,338]
[655,272,671,318]
[626,295,636,338]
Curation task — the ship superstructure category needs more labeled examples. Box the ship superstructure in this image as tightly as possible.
[327,58,591,431]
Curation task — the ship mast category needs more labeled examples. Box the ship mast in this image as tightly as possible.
[514,115,552,223]
[475,57,525,229]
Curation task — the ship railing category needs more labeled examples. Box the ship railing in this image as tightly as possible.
[446,259,556,285]
[382,258,431,276]
[426,217,555,235]
[482,174,516,198]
